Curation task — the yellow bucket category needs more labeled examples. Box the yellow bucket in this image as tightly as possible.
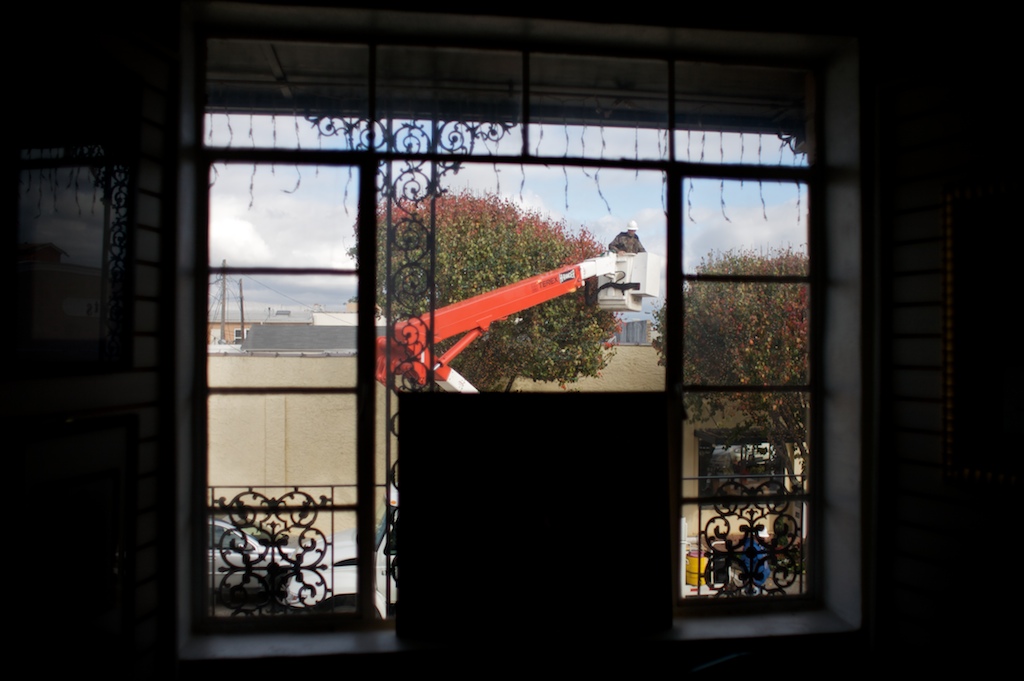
[685,551,708,586]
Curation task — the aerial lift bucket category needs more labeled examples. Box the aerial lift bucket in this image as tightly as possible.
[594,252,662,312]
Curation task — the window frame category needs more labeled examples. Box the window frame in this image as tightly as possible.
[177,4,863,658]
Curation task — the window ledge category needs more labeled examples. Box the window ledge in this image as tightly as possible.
[665,609,858,641]
[180,610,859,661]
[180,627,414,660]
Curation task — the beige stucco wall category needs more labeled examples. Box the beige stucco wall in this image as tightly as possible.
[207,355,386,492]
[207,344,699,493]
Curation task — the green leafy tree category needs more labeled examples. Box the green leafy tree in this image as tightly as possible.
[653,247,809,478]
[357,191,618,392]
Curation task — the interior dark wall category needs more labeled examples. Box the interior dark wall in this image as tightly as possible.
[11,3,180,677]
[869,19,1021,670]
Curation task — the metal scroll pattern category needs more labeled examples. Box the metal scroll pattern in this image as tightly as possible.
[690,476,806,597]
[379,156,442,393]
[98,161,129,362]
[19,145,129,365]
[307,116,382,151]
[70,145,129,363]
[208,488,332,615]
[306,115,516,156]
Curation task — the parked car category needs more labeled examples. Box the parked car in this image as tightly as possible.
[285,499,396,618]
[208,518,296,610]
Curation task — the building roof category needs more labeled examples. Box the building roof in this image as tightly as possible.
[241,325,357,353]
[19,242,69,263]
[208,307,314,324]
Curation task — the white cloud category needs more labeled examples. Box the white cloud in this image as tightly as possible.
[209,215,272,265]
[683,180,807,272]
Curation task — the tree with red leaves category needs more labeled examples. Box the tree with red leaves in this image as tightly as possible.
[653,247,810,478]
[360,191,618,392]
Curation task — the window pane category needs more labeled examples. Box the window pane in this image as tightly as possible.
[530,53,669,161]
[674,62,810,166]
[208,393,356,486]
[684,281,809,386]
[207,272,359,385]
[683,178,808,275]
[375,162,666,393]
[684,392,810,482]
[209,164,358,270]
[17,156,130,366]
[205,40,370,150]
[204,49,377,615]
[206,394,362,616]
[682,391,809,599]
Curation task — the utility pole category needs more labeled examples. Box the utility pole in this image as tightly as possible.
[239,278,245,344]
[220,259,226,343]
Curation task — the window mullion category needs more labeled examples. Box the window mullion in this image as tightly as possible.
[356,42,379,622]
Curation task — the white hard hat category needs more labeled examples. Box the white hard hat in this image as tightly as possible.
[627,220,638,230]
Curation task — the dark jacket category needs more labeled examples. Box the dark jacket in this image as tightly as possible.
[608,231,645,253]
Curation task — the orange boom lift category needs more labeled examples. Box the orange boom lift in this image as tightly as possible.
[376,251,661,393]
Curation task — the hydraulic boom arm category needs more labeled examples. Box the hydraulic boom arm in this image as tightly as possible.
[376,251,659,393]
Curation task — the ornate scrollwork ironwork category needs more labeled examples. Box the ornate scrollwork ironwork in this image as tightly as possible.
[436,120,516,154]
[694,475,806,597]
[305,115,383,151]
[209,488,333,615]
[383,160,444,211]
[72,144,107,159]
[305,115,514,156]
[102,163,130,362]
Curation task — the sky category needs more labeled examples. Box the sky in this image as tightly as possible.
[206,115,808,321]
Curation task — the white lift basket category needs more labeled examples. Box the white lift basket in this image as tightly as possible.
[595,252,662,312]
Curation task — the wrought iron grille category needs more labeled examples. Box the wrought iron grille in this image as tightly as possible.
[17,145,131,367]
[206,485,395,617]
[682,474,808,598]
